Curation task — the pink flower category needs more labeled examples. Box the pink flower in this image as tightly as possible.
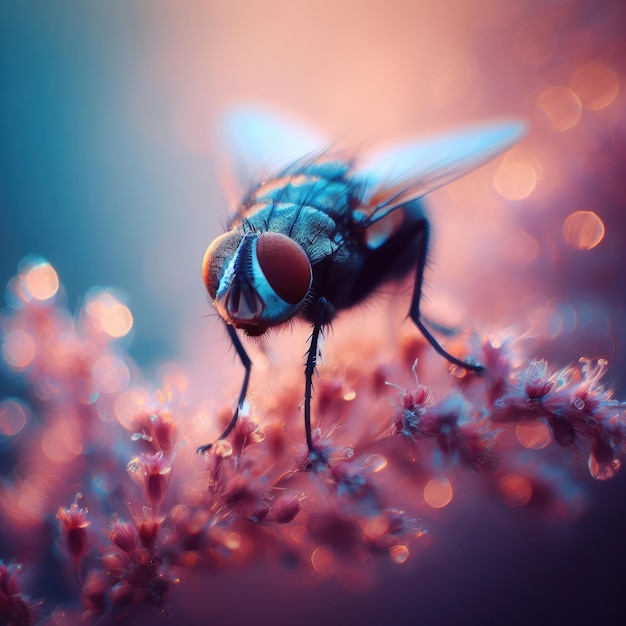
[389,362,496,472]
[56,495,90,566]
[0,562,33,626]
[109,520,138,554]
[365,508,426,556]
[493,356,626,478]
[127,451,172,509]
[2,254,626,622]
[131,410,179,456]
[266,493,302,524]
[331,455,387,513]
[82,569,109,619]
[83,510,169,617]
[135,513,164,550]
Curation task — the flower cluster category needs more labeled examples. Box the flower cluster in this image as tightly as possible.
[1,258,625,623]
[491,356,624,478]
[0,561,33,626]
[389,360,497,471]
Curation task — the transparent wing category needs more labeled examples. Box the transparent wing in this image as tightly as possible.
[359,120,527,224]
[213,103,329,190]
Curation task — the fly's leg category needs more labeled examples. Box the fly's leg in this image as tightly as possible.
[197,322,252,455]
[410,219,484,374]
[304,296,328,459]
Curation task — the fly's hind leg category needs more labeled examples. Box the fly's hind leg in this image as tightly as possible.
[197,322,252,455]
[302,296,331,468]
[409,218,484,374]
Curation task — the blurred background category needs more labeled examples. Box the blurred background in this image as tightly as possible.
[1,0,625,624]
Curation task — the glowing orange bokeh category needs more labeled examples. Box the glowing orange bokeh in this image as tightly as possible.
[423,475,453,509]
[497,474,532,507]
[563,211,605,250]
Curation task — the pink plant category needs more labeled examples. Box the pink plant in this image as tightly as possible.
[1,258,625,623]
[0,562,33,626]
[56,495,91,574]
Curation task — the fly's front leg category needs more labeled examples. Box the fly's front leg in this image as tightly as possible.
[197,322,252,455]
[409,218,484,374]
[304,296,328,457]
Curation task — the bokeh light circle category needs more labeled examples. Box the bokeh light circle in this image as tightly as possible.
[516,422,551,449]
[423,475,453,509]
[514,20,558,66]
[536,87,582,132]
[570,62,619,110]
[22,260,59,301]
[0,399,29,437]
[1,331,36,371]
[493,161,538,200]
[497,474,532,507]
[562,211,605,250]
[81,289,134,338]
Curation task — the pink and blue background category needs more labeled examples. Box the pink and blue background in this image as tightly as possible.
[1,1,626,624]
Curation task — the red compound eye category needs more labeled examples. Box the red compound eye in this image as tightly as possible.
[256,232,312,305]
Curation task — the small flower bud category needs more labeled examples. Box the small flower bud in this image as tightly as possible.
[127,451,172,509]
[136,514,162,549]
[56,495,90,564]
[268,495,302,524]
[82,568,110,618]
[109,520,137,554]
[0,561,32,626]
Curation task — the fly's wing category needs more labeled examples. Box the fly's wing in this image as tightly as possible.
[357,120,527,225]
[213,103,329,198]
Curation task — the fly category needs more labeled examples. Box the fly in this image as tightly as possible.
[197,105,526,462]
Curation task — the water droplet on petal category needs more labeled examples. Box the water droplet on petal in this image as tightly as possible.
[364,454,388,473]
[131,432,153,442]
[212,440,233,458]
[250,428,265,443]
[588,455,621,480]
[342,389,356,401]
[225,532,242,550]
[126,459,141,474]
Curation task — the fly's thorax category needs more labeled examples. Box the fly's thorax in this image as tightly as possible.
[243,200,351,266]
[202,231,312,334]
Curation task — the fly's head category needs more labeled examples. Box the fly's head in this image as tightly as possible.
[202,231,313,336]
